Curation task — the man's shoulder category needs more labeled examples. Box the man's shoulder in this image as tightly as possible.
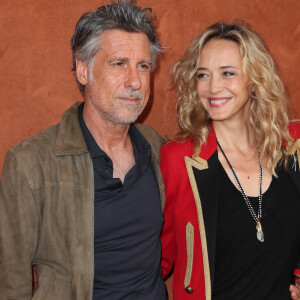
[135,123,164,145]
[134,123,165,162]
[8,124,59,162]
[8,102,83,160]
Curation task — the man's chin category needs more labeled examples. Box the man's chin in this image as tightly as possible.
[116,116,140,125]
[110,113,142,126]
[100,107,145,126]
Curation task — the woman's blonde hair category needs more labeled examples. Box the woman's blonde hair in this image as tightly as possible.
[173,22,294,174]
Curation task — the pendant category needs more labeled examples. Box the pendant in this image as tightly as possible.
[256,220,264,242]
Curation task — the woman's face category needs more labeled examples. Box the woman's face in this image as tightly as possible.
[196,39,250,123]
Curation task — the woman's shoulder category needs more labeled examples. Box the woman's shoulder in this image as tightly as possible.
[161,136,194,158]
[160,137,195,173]
[289,122,300,140]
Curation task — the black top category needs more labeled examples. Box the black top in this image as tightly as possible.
[78,104,166,300]
[213,161,300,299]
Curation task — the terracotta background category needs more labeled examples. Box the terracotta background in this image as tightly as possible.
[1,0,300,174]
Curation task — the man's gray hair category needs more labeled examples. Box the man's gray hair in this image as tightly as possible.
[71,0,162,94]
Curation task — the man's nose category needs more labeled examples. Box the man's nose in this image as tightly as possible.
[125,67,142,90]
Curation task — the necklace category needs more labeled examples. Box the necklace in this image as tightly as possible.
[216,140,264,242]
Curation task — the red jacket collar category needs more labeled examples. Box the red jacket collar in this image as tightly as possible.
[198,123,218,161]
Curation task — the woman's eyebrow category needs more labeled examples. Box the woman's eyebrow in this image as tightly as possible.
[220,65,239,69]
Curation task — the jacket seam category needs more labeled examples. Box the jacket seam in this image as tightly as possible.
[9,149,41,236]
[89,155,95,300]
[29,182,92,190]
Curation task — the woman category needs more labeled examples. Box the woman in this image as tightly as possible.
[160,23,300,300]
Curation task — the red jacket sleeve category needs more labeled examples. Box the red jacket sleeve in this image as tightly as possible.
[160,143,178,278]
[289,122,300,279]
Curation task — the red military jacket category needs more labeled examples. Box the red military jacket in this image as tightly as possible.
[160,123,300,300]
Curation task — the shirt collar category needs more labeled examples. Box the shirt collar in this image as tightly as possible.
[78,103,151,161]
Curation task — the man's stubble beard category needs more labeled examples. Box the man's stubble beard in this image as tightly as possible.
[98,100,147,125]
[86,76,148,126]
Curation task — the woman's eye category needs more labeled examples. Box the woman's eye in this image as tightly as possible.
[223,71,235,76]
[197,73,208,79]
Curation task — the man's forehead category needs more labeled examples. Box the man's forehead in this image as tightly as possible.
[98,29,151,57]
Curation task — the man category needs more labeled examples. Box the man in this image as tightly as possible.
[0,1,166,299]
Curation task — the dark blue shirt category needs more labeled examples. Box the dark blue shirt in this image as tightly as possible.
[78,104,166,300]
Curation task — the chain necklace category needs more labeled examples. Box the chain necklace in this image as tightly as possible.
[216,140,264,242]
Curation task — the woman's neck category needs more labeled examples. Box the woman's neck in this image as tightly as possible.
[213,118,255,152]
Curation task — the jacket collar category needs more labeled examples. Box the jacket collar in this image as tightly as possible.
[53,102,164,168]
[197,125,218,161]
[54,102,89,156]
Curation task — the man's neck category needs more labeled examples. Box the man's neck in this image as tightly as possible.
[82,101,131,152]
[82,101,135,183]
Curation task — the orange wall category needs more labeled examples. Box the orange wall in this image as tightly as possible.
[1,0,300,173]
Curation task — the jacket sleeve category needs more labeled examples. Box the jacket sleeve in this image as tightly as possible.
[289,123,300,279]
[160,144,177,278]
[0,150,39,299]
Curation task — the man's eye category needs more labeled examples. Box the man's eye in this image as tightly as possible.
[139,64,150,70]
[113,61,124,67]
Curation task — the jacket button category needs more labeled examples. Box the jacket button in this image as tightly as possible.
[185,286,193,294]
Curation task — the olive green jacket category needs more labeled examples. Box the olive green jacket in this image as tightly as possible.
[0,102,165,300]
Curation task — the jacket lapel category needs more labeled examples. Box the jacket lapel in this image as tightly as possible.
[134,123,166,211]
[185,155,211,300]
[193,152,220,290]
[184,130,219,300]
[54,102,89,156]
[287,140,300,196]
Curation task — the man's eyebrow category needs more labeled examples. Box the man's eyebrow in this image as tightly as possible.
[107,57,153,66]
[139,59,153,65]
[107,56,128,63]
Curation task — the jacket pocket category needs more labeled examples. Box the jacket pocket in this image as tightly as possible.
[32,265,72,300]
[184,222,194,288]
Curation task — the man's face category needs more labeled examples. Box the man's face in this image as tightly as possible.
[79,29,152,126]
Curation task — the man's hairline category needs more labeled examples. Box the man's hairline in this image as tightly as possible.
[83,29,156,73]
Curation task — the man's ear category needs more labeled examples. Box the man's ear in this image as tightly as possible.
[76,59,89,85]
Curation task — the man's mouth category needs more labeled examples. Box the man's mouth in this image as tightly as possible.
[115,90,143,102]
